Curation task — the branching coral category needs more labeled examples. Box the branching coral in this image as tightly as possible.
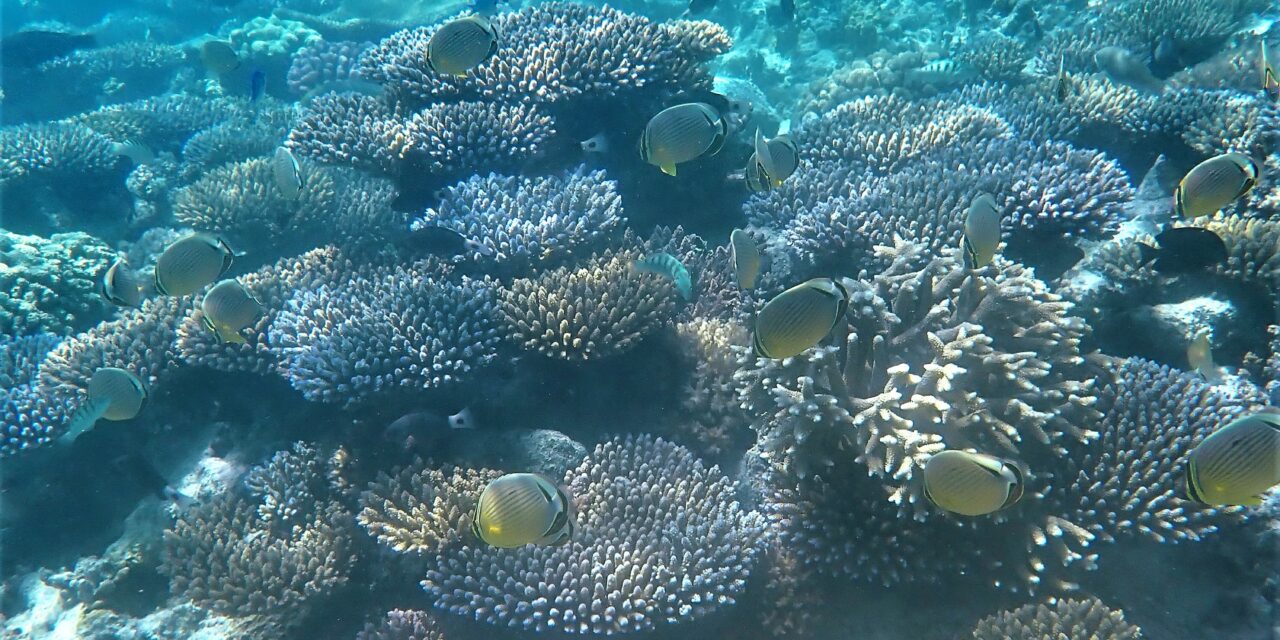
[161,442,352,630]
[0,334,72,456]
[412,169,625,274]
[286,40,372,96]
[360,3,729,106]
[0,122,119,187]
[39,295,189,393]
[969,596,1143,639]
[74,95,244,151]
[497,251,678,360]
[670,317,750,457]
[357,610,449,640]
[0,231,116,336]
[180,107,297,172]
[358,463,502,556]
[271,262,501,405]
[172,155,403,250]
[956,32,1030,83]
[420,435,765,634]
[735,244,1101,504]
[287,93,404,174]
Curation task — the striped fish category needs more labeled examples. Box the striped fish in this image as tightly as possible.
[1174,153,1259,218]
[427,15,499,76]
[753,278,850,359]
[1185,412,1280,506]
[154,233,235,296]
[639,102,726,177]
[101,258,144,308]
[635,252,693,301]
[200,279,264,345]
[58,368,147,444]
[923,450,1025,517]
[472,473,576,548]
[730,228,761,290]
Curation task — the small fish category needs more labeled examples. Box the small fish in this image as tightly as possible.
[154,233,236,296]
[682,0,716,17]
[1174,153,1259,218]
[1187,331,1223,384]
[111,140,154,165]
[272,146,304,200]
[961,193,1002,269]
[1185,412,1280,506]
[1094,46,1164,94]
[472,472,576,548]
[111,454,195,508]
[427,15,499,77]
[907,59,975,87]
[101,259,144,308]
[58,368,147,444]
[1053,54,1071,102]
[200,279,263,345]
[1136,226,1228,274]
[580,133,609,154]
[639,102,727,176]
[1262,40,1278,101]
[0,30,96,69]
[635,252,693,301]
[753,278,851,359]
[1152,35,1183,75]
[730,228,762,290]
[199,39,241,75]
[746,129,801,192]
[249,69,266,103]
[402,224,492,257]
[924,450,1025,517]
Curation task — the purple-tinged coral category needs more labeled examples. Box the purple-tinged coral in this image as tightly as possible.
[421,435,765,635]
[0,334,73,457]
[357,610,449,640]
[969,596,1142,640]
[271,264,500,405]
[0,231,117,336]
[162,442,352,630]
[497,251,678,360]
[360,3,729,105]
[412,169,625,274]
[40,296,189,392]
[286,40,373,96]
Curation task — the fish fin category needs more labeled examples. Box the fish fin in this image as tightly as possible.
[1242,495,1264,507]
[661,163,677,177]
[226,331,249,345]
[58,396,109,445]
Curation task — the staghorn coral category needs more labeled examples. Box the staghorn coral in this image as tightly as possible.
[735,244,1101,508]
[180,107,298,172]
[670,317,750,457]
[0,231,117,336]
[161,443,352,630]
[955,31,1031,83]
[39,295,189,393]
[357,610,448,640]
[0,334,72,457]
[360,3,729,106]
[287,93,404,174]
[411,169,625,274]
[969,596,1142,639]
[358,463,502,556]
[172,155,403,250]
[175,245,362,376]
[286,40,373,96]
[497,251,678,361]
[421,435,765,635]
[271,262,500,405]
[0,122,119,187]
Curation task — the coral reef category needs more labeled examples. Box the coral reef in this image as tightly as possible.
[0,334,71,456]
[359,464,502,556]
[0,122,120,188]
[969,596,1142,640]
[412,169,626,274]
[420,435,765,634]
[161,443,352,631]
[356,610,448,640]
[286,40,373,96]
[0,231,117,336]
[271,262,502,404]
[497,251,678,361]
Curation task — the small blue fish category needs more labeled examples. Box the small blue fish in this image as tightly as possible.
[249,69,266,103]
[635,252,693,301]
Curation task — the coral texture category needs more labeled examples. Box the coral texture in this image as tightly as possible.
[356,610,448,640]
[0,231,117,336]
[970,596,1142,639]
[0,334,70,456]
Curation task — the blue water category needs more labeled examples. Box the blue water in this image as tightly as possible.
[1,0,1278,637]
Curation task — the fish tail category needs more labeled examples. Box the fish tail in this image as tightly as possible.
[57,396,110,445]
[1136,242,1160,265]
[661,163,677,177]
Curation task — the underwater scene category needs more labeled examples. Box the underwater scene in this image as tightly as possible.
[2,0,1280,637]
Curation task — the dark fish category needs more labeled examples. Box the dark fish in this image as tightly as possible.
[249,69,266,103]
[111,454,195,507]
[403,224,492,257]
[0,30,96,69]
[1136,226,1228,274]
[682,0,716,17]
[1152,35,1182,75]
[199,40,240,75]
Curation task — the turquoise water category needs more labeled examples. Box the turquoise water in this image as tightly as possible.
[1,0,1278,637]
